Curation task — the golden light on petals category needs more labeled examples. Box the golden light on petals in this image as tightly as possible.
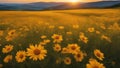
[3,55,13,63]
[94,49,104,61]
[86,59,105,68]
[27,44,47,61]
[53,44,61,52]
[64,57,71,65]
[15,51,26,63]
[2,45,13,54]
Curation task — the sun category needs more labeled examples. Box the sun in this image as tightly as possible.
[70,0,79,2]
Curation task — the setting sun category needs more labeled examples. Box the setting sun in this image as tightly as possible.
[70,0,79,2]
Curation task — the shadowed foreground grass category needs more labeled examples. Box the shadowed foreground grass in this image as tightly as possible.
[0,9,120,68]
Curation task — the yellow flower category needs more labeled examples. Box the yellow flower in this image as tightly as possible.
[79,34,88,44]
[15,51,26,63]
[5,35,13,41]
[49,25,55,29]
[41,35,47,39]
[58,26,64,29]
[101,35,111,42]
[0,30,3,36]
[67,44,80,54]
[53,44,61,52]
[3,55,12,63]
[61,47,69,54]
[2,45,13,53]
[43,39,51,44]
[88,27,95,32]
[64,57,71,65]
[96,31,100,34]
[74,51,84,62]
[66,31,72,35]
[27,44,47,61]
[73,25,79,29]
[8,29,16,36]
[94,49,104,61]
[52,34,63,43]
[39,42,46,46]
[86,59,105,68]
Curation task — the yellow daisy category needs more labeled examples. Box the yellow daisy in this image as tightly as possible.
[52,34,63,43]
[94,49,104,61]
[15,50,26,63]
[27,44,47,61]
[66,31,72,35]
[61,47,69,54]
[53,44,61,52]
[74,51,84,62]
[73,25,79,29]
[41,35,47,39]
[64,57,71,65]
[79,34,88,44]
[101,35,111,42]
[96,31,100,34]
[67,44,80,54]
[0,30,3,36]
[88,27,95,32]
[43,39,51,44]
[58,26,64,29]
[8,29,16,36]
[3,55,13,63]
[2,45,13,53]
[86,59,105,68]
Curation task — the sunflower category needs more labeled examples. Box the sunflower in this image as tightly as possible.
[3,55,13,63]
[61,47,69,54]
[64,57,71,65]
[94,49,104,61]
[15,51,26,63]
[67,44,80,54]
[58,26,64,29]
[41,35,47,39]
[66,31,72,35]
[86,59,105,68]
[27,44,47,61]
[8,29,16,36]
[73,25,79,29]
[43,39,51,44]
[74,51,84,62]
[2,45,13,53]
[52,34,63,43]
[88,27,95,32]
[79,34,88,44]
[0,30,3,36]
[53,44,61,52]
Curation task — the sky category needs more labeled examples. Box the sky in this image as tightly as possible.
[0,0,119,3]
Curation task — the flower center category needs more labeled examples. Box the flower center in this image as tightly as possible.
[93,66,99,68]
[34,49,41,55]
[77,53,81,58]
[71,46,76,50]
[55,36,59,39]
[19,54,24,59]
[96,52,101,57]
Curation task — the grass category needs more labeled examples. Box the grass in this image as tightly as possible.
[0,9,120,68]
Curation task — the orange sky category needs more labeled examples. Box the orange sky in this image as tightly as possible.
[0,0,101,3]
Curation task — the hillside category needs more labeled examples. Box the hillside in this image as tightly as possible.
[0,1,120,10]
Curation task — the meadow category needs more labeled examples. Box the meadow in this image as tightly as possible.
[0,9,120,68]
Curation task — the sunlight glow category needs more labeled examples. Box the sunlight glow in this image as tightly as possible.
[69,0,79,2]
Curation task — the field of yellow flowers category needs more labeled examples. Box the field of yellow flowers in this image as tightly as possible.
[0,9,120,68]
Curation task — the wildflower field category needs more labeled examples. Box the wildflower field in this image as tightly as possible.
[0,9,120,68]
